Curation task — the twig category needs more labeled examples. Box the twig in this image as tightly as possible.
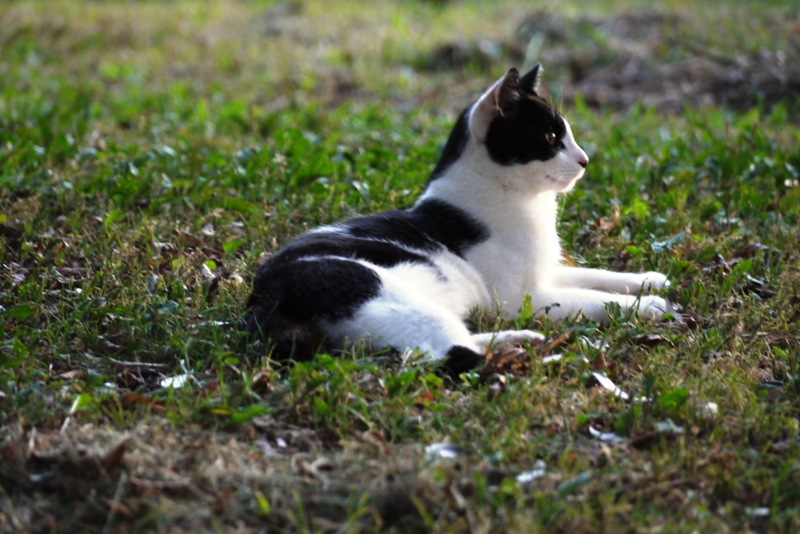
[102,473,127,534]
[108,358,171,371]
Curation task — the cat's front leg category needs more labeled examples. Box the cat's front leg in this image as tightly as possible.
[530,287,672,324]
[553,266,668,295]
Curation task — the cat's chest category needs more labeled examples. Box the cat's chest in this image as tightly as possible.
[463,201,562,312]
[379,250,491,316]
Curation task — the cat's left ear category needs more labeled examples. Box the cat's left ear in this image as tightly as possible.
[469,68,520,142]
[520,63,542,95]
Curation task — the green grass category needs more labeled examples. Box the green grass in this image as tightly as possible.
[2,0,800,532]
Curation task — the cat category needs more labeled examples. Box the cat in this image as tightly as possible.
[244,64,672,374]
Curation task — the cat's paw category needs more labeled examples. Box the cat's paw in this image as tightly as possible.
[471,329,545,349]
[637,295,676,321]
[499,329,546,346]
[639,272,669,293]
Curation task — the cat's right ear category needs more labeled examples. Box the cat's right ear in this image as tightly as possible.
[469,68,520,143]
[520,63,542,95]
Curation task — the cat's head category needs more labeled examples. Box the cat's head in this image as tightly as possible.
[456,65,588,194]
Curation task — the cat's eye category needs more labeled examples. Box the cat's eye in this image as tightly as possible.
[545,131,556,145]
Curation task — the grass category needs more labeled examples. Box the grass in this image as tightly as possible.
[2,0,800,532]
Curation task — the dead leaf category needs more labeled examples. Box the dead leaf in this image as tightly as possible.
[588,426,628,446]
[415,390,435,404]
[50,369,87,381]
[542,332,570,356]
[516,460,547,485]
[425,443,464,460]
[120,393,165,410]
[481,343,531,379]
[597,205,621,234]
[250,371,272,395]
[744,275,775,298]
[201,223,215,237]
[733,242,769,258]
[101,437,131,473]
[614,247,632,271]
[591,372,630,400]
[591,352,608,370]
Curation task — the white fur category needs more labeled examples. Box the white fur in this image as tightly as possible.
[418,86,670,325]
[315,75,671,362]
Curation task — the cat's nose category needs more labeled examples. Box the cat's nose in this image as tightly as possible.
[577,156,588,168]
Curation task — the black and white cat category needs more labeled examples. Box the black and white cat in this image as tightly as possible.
[245,65,671,373]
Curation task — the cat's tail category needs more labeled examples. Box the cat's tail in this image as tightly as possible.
[243,302,326,362]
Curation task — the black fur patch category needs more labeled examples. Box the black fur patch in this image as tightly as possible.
[410,199,489,257]
[343,198,489,257]
[245,257,382,360]
[248,256,381,324]
[428,106,471,182]
[272,231,431,268]
[485,96,567,166]
[439,345,486,378]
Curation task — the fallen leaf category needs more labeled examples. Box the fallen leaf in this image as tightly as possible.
[425,443,464,460]
[250,371,272,395]
[201,223,215,237]
[588,426,628,446]
[654,419,684,435]
[415,390,435,403]
[120,393,165,410]
[50,369,87,381]
[101,437,131,472]
[597,206,621,234]
[160,374,190,389]
[745,507,771,518]
[591,352,608,370]
[516,459,547,485]
[542,332,570,356]
[542,354,564,364]
[744,274,775,298]
[732,242,769,258]
[697,401,718,420]
[592,372,630,400]
[480,344,531,379]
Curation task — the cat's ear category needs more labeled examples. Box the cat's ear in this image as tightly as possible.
[520,63,542,95]
[469,68,520,142]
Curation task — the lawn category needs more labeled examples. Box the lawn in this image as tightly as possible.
[1,0,800,532]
